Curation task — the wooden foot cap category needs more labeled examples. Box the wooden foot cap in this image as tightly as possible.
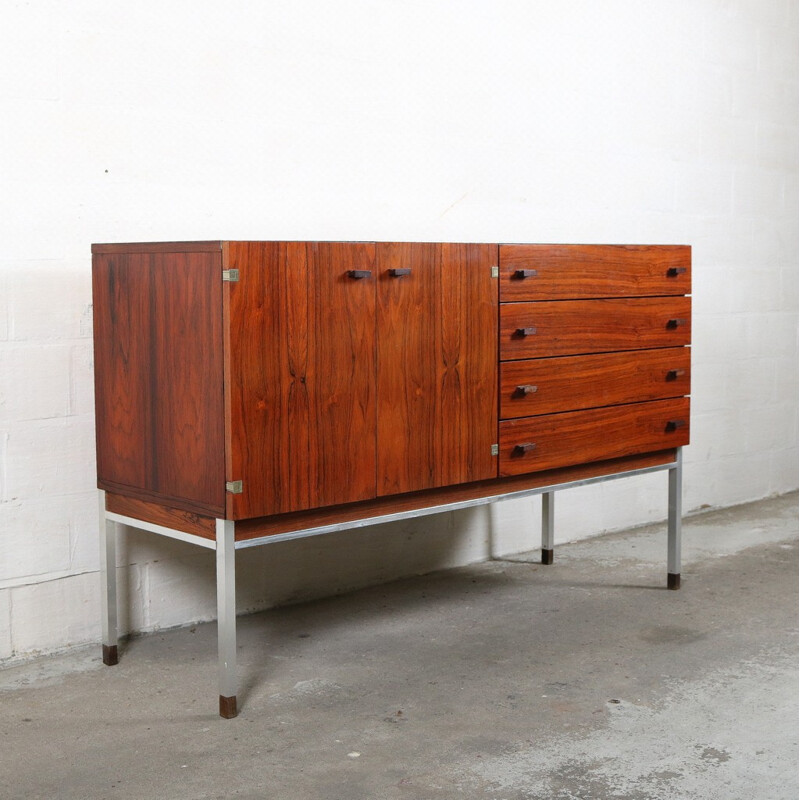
[667,573,681,590]
[219,695,238,719]
[102,644,118,666]
[541,548,554,565]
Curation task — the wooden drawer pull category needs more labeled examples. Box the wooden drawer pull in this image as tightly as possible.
[514,384,538,396]
[666,419,687,432]
[666,368,686,380]
[666,318,687,328]
[347,269,372,279]
[515,327,537,337]
[389,268,411,277]
[667,267,687,277]
[513,442,537,455]
[513,269,538,279]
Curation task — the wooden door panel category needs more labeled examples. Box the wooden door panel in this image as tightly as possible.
[500,297,691,359]
[499,244,691,301]
[499,397,690,476]
[150,252,225,509]
[313,242,377,507]
[500,348,691,419]
[226,241,376,519]
[377,243,439,494]
[376,243,498,495]
[438,243,498,485]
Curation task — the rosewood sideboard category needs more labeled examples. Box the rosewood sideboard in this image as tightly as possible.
[92,241,691,718]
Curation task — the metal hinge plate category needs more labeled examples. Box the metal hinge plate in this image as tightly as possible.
[225,480,243,494]
[222,269,240,282]
[491,444,499,456]
[490,266,499,278]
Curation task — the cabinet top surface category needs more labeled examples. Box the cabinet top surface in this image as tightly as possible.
[91,241,691,254]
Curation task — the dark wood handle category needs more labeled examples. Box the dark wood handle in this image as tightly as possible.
[513,443,536,455]
[389,268,411,277]
[666,318,687,328]
[513,269,538,279]
[666,419,687,432]
[514,384,538,396]
[515,327,537,337]
[666,369,686,380]
[347,270,372,279]
[667,267,687,277]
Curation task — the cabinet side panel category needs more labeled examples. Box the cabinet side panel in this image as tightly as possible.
[150,251,225,511]
[93,253,151,491]
[438,243,499,484]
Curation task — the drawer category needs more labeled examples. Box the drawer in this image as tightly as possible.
[500,348,690,419]
[499,397,690,477]
[500,297,691,360]
[499,244,691,301]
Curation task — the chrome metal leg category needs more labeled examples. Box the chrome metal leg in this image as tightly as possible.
[541,491,555,565]
[667,448,683,590]
[216,518,238,718]
[99,490,119,665]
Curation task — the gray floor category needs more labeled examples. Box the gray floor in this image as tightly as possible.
[1,493,797,800]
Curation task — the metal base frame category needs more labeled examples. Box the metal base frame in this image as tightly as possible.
[98,449,684,718]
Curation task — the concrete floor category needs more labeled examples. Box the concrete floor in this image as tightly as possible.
[1,493,797,800]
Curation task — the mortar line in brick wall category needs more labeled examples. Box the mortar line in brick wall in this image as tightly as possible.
[0,568,98,592]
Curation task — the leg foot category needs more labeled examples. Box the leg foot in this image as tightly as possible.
[219,695,238,719]
[102,644,119,666]
[541,492,555,565]
[667,573,681,590]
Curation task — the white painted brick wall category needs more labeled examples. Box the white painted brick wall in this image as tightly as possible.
[0,0,796,660]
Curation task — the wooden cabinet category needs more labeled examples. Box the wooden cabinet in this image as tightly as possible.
[93,240,690,524]
[94,240,691,718]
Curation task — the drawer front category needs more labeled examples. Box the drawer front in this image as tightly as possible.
[499,397,690,477]
[499,244,691,301]
[500,297,691,360]
[500,348,691,419]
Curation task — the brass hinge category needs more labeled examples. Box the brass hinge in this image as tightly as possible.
[225,480,243,494]
[222,269,240,282]
[490,266,499,278]
[491,444,499,456]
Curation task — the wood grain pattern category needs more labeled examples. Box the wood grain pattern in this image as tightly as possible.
[377,242,438,494]
[499,244,691,301]
[93,250,225,514]
[438,243,499,486]
[92,242,223,254]
[235,450,676,541]
[500,297,691,359]
[226,241,377,519]
[376,243,498,495]
[500,347,691,419]
[93,253,150,492]
[105,492,215,539]
[150,253,225,508]
[499,398,690,476]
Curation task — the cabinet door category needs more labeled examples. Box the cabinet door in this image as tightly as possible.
[225,241,377,518]
[376,243,498,495]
